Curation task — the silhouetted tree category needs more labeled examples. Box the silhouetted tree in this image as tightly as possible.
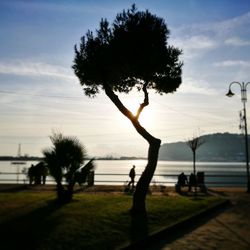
[186,135,205,196]
[43,133,94,202]
[186,135,205,176]
[73,5,182,213]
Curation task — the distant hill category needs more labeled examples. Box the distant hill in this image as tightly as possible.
[159,133,250,162]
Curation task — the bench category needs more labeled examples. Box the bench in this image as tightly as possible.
[175,183,188,193]
[175,172,207,193]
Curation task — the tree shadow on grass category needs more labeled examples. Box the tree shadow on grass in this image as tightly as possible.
[0,200,63,250]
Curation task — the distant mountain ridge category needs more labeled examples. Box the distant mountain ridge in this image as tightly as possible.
[159,133,250,162]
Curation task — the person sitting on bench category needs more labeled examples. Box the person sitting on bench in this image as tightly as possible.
[175,172,188,192]
[178,172,188,186]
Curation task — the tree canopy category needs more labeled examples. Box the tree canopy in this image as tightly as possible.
[43,133,87,181]
[73,4,182,97]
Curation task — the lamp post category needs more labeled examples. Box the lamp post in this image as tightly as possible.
[226,81,250,193]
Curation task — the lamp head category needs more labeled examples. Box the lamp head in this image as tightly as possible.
[226,89,235,97]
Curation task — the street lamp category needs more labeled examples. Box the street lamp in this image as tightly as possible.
[226,81,250,193]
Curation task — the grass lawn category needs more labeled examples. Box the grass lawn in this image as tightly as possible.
[0,190,224,250]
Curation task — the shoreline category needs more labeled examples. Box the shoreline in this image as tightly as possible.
[0,158,247,162]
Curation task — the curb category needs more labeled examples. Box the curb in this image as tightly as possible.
[118,199,231,250]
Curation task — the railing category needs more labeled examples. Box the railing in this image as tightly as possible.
[0,172,247,187]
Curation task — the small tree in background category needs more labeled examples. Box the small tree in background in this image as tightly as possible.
[186,134,205,196]
[43,133,94,203]
[186,135,205,177]
[73,5,182,213]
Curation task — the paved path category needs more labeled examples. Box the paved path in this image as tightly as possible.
[150,189,250,250]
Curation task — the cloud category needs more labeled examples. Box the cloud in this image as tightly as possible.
[212,11,250,36]
[225,37,250,46]
[213,60,250,81]
[182,35,217,50]
[0,60,75,80]
[172,11,250,51]
[171,35,217,50]
[214,60,250,67]
[180,11,250,37]
[179,77,217,95]
[170,35,217,60]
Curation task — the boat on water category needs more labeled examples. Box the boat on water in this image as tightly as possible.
[11,144,26,165]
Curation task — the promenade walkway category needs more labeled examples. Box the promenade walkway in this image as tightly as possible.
[150,188,250,250]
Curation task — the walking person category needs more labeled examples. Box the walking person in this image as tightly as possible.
[128,165,136,189]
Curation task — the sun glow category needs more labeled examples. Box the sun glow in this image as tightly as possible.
[116,98,154,129]
[138,108,153,128]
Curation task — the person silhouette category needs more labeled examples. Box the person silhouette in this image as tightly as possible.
[128,165,136,189]
[178,172,188,186]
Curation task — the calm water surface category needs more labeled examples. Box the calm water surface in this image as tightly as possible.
[0,160,247,186]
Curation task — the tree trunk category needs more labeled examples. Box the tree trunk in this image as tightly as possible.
[56,182,65,202]
[104,85,161,214]
[193,151,197,197]
[131,137,161,214]
[193,151,196,175]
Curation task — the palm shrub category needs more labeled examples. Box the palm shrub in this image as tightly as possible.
[43,133,94,202]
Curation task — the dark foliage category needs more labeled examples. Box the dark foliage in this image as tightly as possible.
[73,4,182,97]
[43,133,94,202]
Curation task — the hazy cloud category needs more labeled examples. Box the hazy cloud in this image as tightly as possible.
[225,37,250,46]
[179,77,217,95]
[212,11,250,36]
[173,11,250,50]
[185,11,250,37]
[0,60,75,80]
[183,35,217,50]
[214,60,250,67]
[170,35,217,61]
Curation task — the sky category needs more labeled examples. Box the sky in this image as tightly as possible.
[0,0,250,157]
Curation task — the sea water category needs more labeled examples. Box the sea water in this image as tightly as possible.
[0,160,247,187]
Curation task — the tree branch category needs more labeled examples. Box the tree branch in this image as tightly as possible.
[104,84,158,144]
[104,84,135,120]
[135,82,149,120]
[186,136,205,152]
